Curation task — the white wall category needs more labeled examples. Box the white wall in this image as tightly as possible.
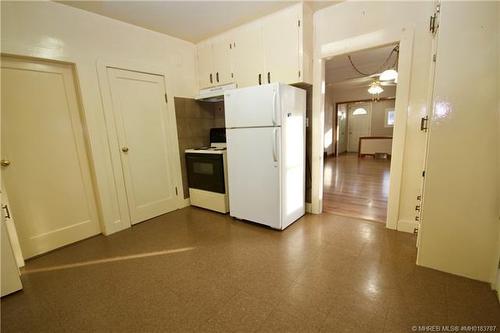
[314,1,434,226]
[1,1,197,235]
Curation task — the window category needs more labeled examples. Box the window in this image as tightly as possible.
[352,108,368,115]
[385,108,395,127]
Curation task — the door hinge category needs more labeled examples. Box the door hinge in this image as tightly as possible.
[422,170,426,177]
[429,3,440,35]
[413,227,419,235]
[415,216,420,222]
[298,20,301,27]
[420,116,429,132]
[175,187,178,196]
[415,205,421,212]
[433,54,437,62]
[417,195,422,201]
[164,93,168,104]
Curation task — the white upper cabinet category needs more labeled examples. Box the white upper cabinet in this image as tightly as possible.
[195,3,312,90]
[196,42,214,89]
[262,6,300,84]
[232,23,265,88]
[212,37,233,85]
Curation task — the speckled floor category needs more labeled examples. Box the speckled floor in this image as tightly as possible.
[1,207,499,332]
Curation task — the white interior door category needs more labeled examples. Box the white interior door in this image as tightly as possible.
[347,103,371,152]
[1,57,100,258]
[337,104,347,154]
[107,68,178,224]
[417,2,499,282]
[226,127,280,229]
[262,6,300,84]
[1,215,22,297]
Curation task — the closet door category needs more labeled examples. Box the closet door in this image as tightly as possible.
[1,57,100,258]
[417,2,498,282]
[107,68,179,224]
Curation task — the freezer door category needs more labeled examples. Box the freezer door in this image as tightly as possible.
[224,83,281,128]
[226,127,281,229]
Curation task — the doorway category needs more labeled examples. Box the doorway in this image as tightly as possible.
[322,44,399,223]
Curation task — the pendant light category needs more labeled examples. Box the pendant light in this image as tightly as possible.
[368,81,384,95]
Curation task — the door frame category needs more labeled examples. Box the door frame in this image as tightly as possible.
[96,59,186,233]
[312,27,414,230]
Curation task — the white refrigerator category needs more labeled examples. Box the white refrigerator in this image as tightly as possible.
[224,83,306,230]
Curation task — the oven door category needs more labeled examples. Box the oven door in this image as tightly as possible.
[185,153,225,193]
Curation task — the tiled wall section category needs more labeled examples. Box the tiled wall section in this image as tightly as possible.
[174,97,225,199]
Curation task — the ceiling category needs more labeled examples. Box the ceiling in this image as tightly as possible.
[325,43,399,89]
[58,1,339,43]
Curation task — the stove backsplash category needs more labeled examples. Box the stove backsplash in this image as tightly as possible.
[174,97,225,199]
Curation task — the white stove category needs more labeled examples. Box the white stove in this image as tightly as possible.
[184,129,229,213]
[184,143,227,154]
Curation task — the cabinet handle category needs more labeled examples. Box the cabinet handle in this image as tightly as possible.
[216,72,219,83]
[210,73,213,84]
[267,72,271,84]
[258,74,262,85]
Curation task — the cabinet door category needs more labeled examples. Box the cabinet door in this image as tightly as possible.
[262,7,300,84]
[197,42,214,88]
[212,37,233,85]
[232,23,265,88]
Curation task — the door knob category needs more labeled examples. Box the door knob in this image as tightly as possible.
[1,160,11,167]
[121,147,129,153]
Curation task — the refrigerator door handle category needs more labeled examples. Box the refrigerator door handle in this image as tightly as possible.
[272,128,278,162]
[272,90,277,126]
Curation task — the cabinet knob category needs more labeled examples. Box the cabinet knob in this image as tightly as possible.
[1,160,11,167]
[121,147,129,153]
[258,74,262,85]
[267,72,271,84]
[216,72,219,83]
[210,73,213,84]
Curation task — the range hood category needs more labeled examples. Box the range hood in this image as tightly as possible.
[196,83,237,102]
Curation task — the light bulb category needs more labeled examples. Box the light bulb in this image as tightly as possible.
[380,69,398,81]
[368,81,384,95]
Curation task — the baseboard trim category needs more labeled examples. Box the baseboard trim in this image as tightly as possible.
[397,219,418,234]
[179,198,190,209]
[305,202,312,213]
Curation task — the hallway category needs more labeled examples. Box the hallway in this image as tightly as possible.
[323,153,391,223]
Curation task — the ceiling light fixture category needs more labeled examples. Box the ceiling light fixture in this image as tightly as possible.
[379,69,398,81]
[368,81,384,95]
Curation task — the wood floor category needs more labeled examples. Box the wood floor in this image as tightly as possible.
[323,153,391,223]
